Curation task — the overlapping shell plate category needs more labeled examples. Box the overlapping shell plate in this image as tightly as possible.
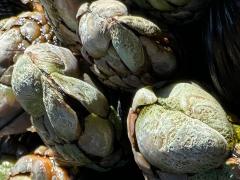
[0,0,240,180]
[128,82,236,175]
[9,146,70,180]
[39,0,83,53]
[11,43,126,170]
[77,0,177,91]
[0,1,55,70]
[0,0,56,137]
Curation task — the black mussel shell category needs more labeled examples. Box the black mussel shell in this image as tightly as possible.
[206,0,240,114]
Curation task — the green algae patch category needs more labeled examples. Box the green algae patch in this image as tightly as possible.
[0,156,16,180]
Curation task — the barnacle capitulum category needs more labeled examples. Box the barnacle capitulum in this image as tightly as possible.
[128,82,235,175]
[11,43,124,169]
[0,0,56,135]
[77,0,176,91]
[9,146,70,180]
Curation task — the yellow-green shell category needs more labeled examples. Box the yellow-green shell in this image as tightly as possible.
[135,82,235,174]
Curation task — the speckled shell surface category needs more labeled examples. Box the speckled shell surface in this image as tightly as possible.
[135,82,234,174]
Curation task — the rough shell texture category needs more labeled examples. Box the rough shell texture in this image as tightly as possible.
[0,4,55,63]
[78,0,176,91]
[50,72,109,117]
[39,0,82,53]
[24,43,80,76]
[42,75,82,142]
[12,54,44,117]
[9,146,70,180]
[11,43,124,169]
[133,82,234,174]
[0,2,56,133]
[11,43,79,117]
[78,0,128,59]
[38,73,118,167]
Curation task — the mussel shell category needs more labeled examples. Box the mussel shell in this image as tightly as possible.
[132,0,213,24]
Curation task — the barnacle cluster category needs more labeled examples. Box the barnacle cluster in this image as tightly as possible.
[0,0,240,180]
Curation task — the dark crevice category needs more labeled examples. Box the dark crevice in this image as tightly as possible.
[0,110,24,130]
[62,93,89,133]
[0,0,29,19]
